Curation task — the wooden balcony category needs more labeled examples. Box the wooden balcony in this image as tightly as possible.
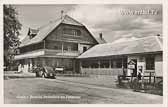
[15,49,80,60]
[44,49,80,58]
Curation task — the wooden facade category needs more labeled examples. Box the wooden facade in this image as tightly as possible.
[15,15,98,73]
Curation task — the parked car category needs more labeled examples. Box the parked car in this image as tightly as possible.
[35,66,56,79]
[54,66,64,74]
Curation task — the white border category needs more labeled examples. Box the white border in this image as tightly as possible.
[0,0,167,107]
[0,0,163,4]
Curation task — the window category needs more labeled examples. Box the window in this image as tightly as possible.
[54,44,62,50]
[62,59,73,69]
[111,60,116,68]
[100,60,109,68]
[63,42,78,51]
[54,46,60,50]
[63,28,81,36]
[90,60,99,68]
[146,56,155,70]
[46,41,62,50]
[111,59,122,68]
[63,45,68,51]
[72,44,78,51]
[83,47,87,52]
[123,58,128,68]
[82,61,90,68]
[116,59,122,68]
[67,46,71,51]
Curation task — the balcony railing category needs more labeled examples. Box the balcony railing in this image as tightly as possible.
[44,49,80,57]
[15,49,80,60]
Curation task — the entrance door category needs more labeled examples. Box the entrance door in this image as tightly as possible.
[132,59,137,76]
[75,59,80,73]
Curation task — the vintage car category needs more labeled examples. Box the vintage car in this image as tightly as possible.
[35,66,56,79]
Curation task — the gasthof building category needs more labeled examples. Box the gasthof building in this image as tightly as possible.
[15,15,105,73]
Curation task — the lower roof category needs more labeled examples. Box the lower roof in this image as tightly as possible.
[78,36,163,59]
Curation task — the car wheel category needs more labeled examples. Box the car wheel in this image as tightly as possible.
[51,75,56,79]
[38,71,43,77]
[42,72,48,78]
[42,73,45,78]
[35,72,39,77]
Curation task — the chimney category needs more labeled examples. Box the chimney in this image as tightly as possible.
[61,10,64,20]
[99,33,103,40]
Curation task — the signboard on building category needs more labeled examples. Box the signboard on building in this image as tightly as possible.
[128,64,135,69]
[128,60,136,69]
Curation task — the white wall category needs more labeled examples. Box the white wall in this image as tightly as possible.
[155,54,163,76]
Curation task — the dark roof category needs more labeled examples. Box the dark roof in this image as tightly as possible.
[78,36,163,59]
[20,15,85,47]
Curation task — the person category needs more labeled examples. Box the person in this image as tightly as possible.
[138,72,142,80]
[18,64,23,73]
[137,67,144,90]
[18,64,22,73]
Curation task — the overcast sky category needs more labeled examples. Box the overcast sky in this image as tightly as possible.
[13,4,162,43]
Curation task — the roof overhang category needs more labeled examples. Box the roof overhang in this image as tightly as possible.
[78,51,163,59]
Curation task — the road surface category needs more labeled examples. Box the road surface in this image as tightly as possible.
[4,78,163,104]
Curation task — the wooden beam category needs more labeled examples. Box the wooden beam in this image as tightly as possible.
[109,60,111,68]
[98,60,100,69]
[62,42,64,54]
[43,40,46,49]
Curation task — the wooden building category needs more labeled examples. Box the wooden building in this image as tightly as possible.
[15,15,105,73]
[78,36,163,77]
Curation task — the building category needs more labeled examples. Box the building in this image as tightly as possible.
[15,14,105,73]
[15,13,162,77]
[78,36,163,77]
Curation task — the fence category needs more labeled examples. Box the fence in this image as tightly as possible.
[117,73,163,95]
[118,72,156,84]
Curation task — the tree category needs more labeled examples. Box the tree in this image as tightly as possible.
[4,5,22,69]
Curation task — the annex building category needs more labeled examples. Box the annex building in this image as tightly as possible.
[78,36,163,77]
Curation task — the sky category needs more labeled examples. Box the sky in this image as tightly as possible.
[13,4,162,43]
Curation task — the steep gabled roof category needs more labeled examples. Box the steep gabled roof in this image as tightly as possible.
[61,15,84,26]
[20,15,85,47]
[78,36,163,59]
